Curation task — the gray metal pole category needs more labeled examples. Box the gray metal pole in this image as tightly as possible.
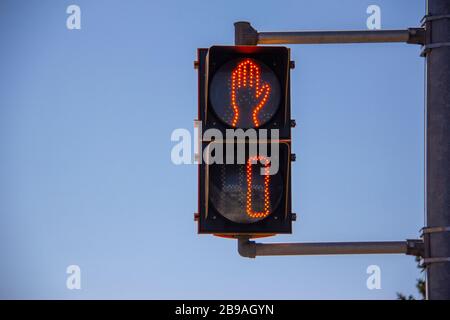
[238,238,423,258]
[234,21,424,46]
[425,0,450,300]
[258,30,410,44]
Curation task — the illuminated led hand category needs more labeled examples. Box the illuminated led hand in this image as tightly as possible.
[231,59,271,127]
[246,156,271,219]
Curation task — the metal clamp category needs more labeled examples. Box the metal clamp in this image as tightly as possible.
[423,257,450,265]
[421,226,450,236]
[420,14,450,56]
[406,239,425,257]
[421,226,450,265]
[421,14,450,26]
[407,27,426,45]
[421,42,450,56]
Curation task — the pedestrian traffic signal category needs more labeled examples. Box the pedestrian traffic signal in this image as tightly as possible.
[196,46,294,237]
[201,46,292,139]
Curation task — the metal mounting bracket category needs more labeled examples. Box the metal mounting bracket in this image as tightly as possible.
[237,237,424,258]
[234,21,425,46]
[421,226,450,265]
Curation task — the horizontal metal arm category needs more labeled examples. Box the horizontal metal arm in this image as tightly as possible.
[259,30,408,44]
[238,238,424,258]
[234,21,425,45]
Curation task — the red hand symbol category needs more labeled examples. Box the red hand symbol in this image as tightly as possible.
[230,59,271,127]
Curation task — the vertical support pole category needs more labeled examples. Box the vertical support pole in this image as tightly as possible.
[234,21,258,45]
[425,0,450,300]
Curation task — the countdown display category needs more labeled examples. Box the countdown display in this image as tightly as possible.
[209,58,281,129]
[209,156,284,224]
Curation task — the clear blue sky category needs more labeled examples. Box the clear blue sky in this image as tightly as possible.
[0,0,425,299]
